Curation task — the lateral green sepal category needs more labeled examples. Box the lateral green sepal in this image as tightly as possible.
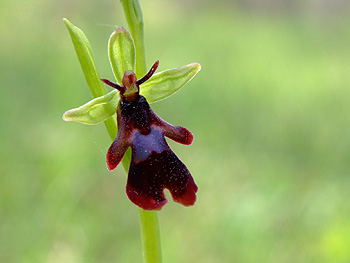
[140,62,201,103]
[63,90,119,125]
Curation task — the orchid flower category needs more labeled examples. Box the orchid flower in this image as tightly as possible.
[63,22,201,210]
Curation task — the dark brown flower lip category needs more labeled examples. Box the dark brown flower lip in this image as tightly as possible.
[104,61,197,210]
[127,149,197,210]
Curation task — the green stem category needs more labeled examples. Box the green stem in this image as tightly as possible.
[138,208,162,263]
[121,1,162,262]
[120,0,147,76]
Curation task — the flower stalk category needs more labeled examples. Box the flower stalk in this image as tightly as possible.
[120,0,147,77]
[120,1,162,262]
[138,209,162,263]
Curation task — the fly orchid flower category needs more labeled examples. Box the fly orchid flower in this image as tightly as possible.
[100,61,197,210]
[63,21,201,210]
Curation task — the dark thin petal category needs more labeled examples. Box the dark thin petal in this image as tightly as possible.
[101,78,125,93]
[136,60,159,85]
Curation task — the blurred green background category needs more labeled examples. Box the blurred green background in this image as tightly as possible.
[1,0,350,262]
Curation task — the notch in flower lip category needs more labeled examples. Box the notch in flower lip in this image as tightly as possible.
[62,21,201,210]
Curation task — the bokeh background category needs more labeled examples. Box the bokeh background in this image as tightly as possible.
[1,0,350,262]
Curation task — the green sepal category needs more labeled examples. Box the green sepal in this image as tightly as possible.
[140,63,201,103]
[62,90,119,125]
[108,27,136,84]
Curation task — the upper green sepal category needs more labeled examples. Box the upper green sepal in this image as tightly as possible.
[62,90,119,125]
[108,27,136,84]
[140,62,201,103]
